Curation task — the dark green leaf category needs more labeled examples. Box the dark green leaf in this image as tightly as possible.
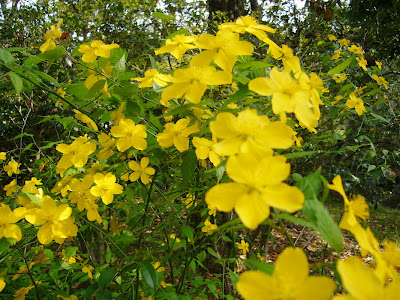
[245,259,274,275]
[112,54,126,79]
[181,149,197,186]
[38,46,66,60]
[84,283,99,299]
[8,72,24,93]
[181,225,194,241]
[0,48,15,64]
[98,268,117,293]
[140,261,158,290]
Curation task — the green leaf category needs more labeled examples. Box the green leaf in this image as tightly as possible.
[181,225,194,242]
[283,151,319,159]
[181,149,197,186]
[296,169,322,201]
[65,246,78,258]
[166,28,188,40]
[84,283,99,299]
[140,261,158,290]
[225,84,249,104]
[43,249,54,259]
[273,213,316,229]
[0,239,11,255]
[327,56,354,76]
[21,193,42,206]
[153,12,174,20]
[8,71,24,93]
[207,247,219,258]
[38,46,66,60]
[245,259,273,275]
[112,54,126,79]
[32,69,58,82]
[98,268,117,293]
[303,199,343,252]
[0,48,15,64]
[370,112,390,123]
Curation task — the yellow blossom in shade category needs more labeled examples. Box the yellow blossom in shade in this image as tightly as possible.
[160,281,172,288]
[154,34,197,60]
[110,118,147,152]
[68,175,96,212]
[25,177,42,185]
[153,261,165,273]
[346,93,366,115]
[0,152,6,160]
[73,109,98,131]
[238,239,249,255]
[160,64,232,106]
[60,249,77,264]
[90,172,123,205]
[0,205,25,241]
[331,95,343,105]
[4,159,21,176]
[334,257,400,300]
[157,118,199,152]
[57,295,78,300]
[248,69,319,132]
[0,277,5,292]
[208,204,217,217]
[339,39,350,47]
[131,69,173,88]
[24,197,78,244]
[128,157,155,184]
[56,135,96,175]
[327,34,337,41]
[257,253,265,262]
[372,74,389,89]
[219,16,276,40]
[263,39,294,61]
[331,48,342,60]
[192,137,221,167]
[332,73,347,83]
[39,19,63,52]
[52,176,73,197]
[299,72,324,120]
[110,102,126,125]
[170,234,181,243]
[210,110,296,157]
[206,152,304,230]
[56,87,66,97]
[4,179,17,196]
[202,219,218,235]
[237,247,336,300]
[184,193,197,209]
[348,44,363,54]
[375,61,382,70]
[97,133,116,160]
[86,199,102,223]
[82,264,94,279]
[191,29,254,72]
[78,40,119,63]
[356,56,368,71]
[14,285,35,300]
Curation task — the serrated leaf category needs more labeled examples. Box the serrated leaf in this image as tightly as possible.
[166,28,188,40]
[43,249,54,259]
[296,169,322,201]
[181,225,194,241]
[0,48,15,64]
[65,246,78,258]
[140,261,158,290]
[38,46,66,60]
[181,149,197,186]
[207,247,218,258]
[225,84,249,104]
[32,69,58,82]
[21,193,42,206]
[370,112,389,123]
[245,259,273,275]
[153,12,174,20]
[84,283,99,299]
[98,268,117,293]
[303,199,343,252]
[8,71,24,93]
[327,56,354,75]
[112,54,126,79]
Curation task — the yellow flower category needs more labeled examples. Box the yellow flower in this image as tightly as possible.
[331,48,342,60]
[128,157,155,184]
[68,175,96,211]
[334,256,400,300]
[205,152,304,230]
[110,102,126,125]
[4,159,21,176]
[152,261,165,273]
[155,34,197,60]
[210,110,295,157]
[327,34,337,41]
[24,197,78,244]
[249,68,319,132]
[56,135,96,175]
[131,69,173,88]
[170,233,181,243]
[84,62,113,97]
[345,93,366,115]
[0,152,6,160]
[0,205,25,241]
[237,247,336,300]
[40,19,63,52]
[59,249,77,264]
[372,74,389,89]
[97,133,116,160]
[257,253,265,262]
[78,40,119,63]
[348,44,363,54]
[90,172,123,205]
[4,179,17,196]
[356,56,368,71]
[238,239,249,255]
[0,277,5,292]
[192,137,220,166]
[82,264,94,279]
[219,16,275,40]
[160,65,232,106]
[375,61,382,70]
[110,118,147,152]
[160,281,172,288]
[73,109,98,131]
[339,39,350,47]
[201,219,218,235]
[14,285,35,300]
[332,73,347,83]
[157,118,199,152]
[191,28,254,72]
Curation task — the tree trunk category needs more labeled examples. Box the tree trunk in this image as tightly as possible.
[208,0,245,22]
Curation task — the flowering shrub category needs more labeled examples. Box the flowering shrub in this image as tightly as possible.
[0,14,398,299]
